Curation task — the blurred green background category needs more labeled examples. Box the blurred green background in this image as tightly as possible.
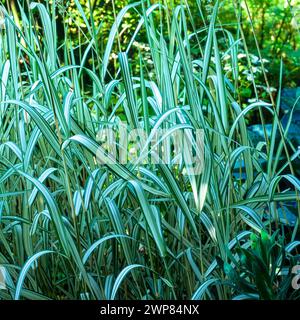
[3,0,300,122]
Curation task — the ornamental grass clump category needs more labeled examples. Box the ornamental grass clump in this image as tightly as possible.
[0,1,299,300]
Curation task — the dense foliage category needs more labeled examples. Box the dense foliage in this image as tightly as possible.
[0,0,299,300]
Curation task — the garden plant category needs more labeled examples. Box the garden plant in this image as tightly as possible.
[0,0,299,300]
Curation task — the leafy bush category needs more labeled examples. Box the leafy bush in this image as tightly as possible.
[217,230,300,300]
